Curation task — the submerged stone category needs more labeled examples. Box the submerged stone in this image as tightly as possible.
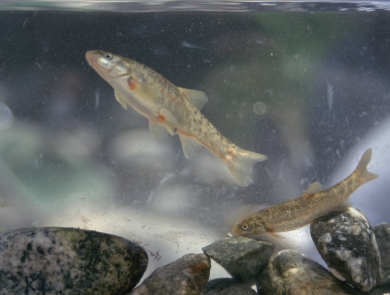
[374,222,390,283]
[130,253,210,295]
[311,208,381,292]
[257,249,363,295]
[202,237,274,283]
[0,227,148,295]
[203,278,257,295]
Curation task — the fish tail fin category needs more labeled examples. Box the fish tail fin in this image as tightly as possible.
[355,148,378,184]
[226,148,267,187]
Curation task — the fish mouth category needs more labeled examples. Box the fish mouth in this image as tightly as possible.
[85,50,99,69]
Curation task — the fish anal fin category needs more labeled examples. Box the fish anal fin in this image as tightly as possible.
[149,120,171,139]
[114,91,128,110]
[333,200,353,212]
[178,134,202,160]
[178,87,209,110]
[226,148,267,187]
[302,182,323,199]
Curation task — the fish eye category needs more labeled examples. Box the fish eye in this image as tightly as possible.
[104,53,113,60]
[242,223,249,230]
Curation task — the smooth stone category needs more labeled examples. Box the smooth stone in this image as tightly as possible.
[374,222,390,283]
[0,227,148,295]
[203,278,257,294]
[311,208,381,292]
[257,249,363,295]
[202,237,275,282]
[130,253,210,295]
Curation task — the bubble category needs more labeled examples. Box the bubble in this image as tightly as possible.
[253,102,267,115]
[0,102,13,130]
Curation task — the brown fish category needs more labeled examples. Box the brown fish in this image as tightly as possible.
[232,148,378,237]
[86,50,267,186]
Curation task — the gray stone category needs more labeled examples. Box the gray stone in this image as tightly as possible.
[203,278,257,295]
[0,227,148,295]
[130,253,210,295]
[257,249,363,295]
[311,208,381,292]
[202,237,274,282]
[374,222,390,283]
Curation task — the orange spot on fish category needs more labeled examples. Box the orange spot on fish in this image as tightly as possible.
[158,114,166,121]
[128,77,137,90]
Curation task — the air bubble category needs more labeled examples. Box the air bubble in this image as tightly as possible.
[253,102,267,115]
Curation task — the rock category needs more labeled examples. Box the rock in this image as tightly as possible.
[374,222,390,283]
[130,253,210,295]
[202,237,274,282]
[0,227,148,295]
[311,208,381,292]
[257,249,363,295]
[203,278,257,294]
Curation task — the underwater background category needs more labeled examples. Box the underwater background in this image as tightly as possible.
[0,1,390,280]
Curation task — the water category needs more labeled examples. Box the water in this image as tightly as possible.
[0,0,390,281]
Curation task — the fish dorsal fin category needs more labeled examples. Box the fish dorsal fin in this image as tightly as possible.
[178,88,209,110]
[178,134,202,160]
[303,182,323,199]
[149,120,172,139]
[114,91,128,110]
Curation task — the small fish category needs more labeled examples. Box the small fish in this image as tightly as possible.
[85,50,267,186]
[232,148,378,236]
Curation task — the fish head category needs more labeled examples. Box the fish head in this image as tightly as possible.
[231,217,266,237]
[86,50,162,113]
[86,50,127,81]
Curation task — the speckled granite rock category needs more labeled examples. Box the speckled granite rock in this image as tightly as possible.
[130,253,210,295]
[374,222,390,283]
[202,237,274,282]
[203,278,257,295]
[0,227,148,295]
[257,249,363,295]
[311,208,381,292]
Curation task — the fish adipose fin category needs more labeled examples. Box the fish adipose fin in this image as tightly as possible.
[227,148,267,187]
[178,88,208,110]
[179,134,203,159]
[114,91,128,110]
[149,120,173,139]
[355,148,378,183]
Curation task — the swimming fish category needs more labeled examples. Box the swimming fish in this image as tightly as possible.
[86,50,267,186]
[232,148,378,236]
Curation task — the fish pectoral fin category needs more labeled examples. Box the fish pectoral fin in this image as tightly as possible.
[178,87,209,110]
[178,134,202,160]
[149,120,173,139]
[114,91,128,110]
[303,181,323,199]
[268,232,285,239]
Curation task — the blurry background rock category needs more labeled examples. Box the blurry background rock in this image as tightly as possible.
[0,1,389,285]
[130,253,210,295]
[374,222,390,284]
